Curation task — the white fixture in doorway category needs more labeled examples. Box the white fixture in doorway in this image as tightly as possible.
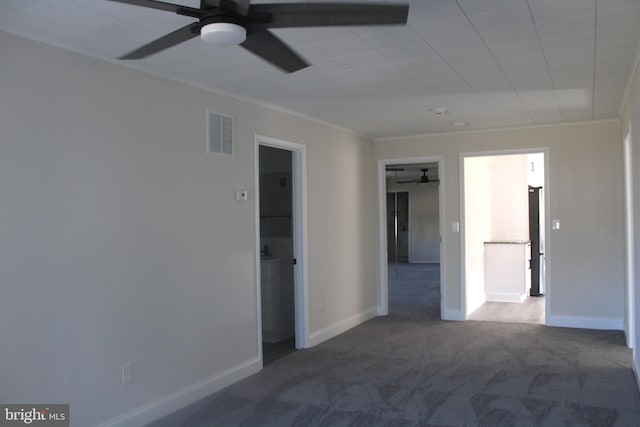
[254,135,309,360]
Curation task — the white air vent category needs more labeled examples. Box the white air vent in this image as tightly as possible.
[207,111,233,155]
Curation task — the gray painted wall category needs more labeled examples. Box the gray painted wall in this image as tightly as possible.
[407,183,440,263]
[0,32,378,426]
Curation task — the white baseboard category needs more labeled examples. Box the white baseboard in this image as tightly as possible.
[546,315,624,331]
[307,307,377,347]
[97,357,262,427]
[442,309,464,321]
[485,292,526,303]
[626,328,634,349]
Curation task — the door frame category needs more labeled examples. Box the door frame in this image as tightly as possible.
[459,148,550,322]
[623,123,635,350]
[377,156,445,317]
[254,135,309,364]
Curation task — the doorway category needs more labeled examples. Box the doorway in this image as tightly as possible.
[380,159,444,319]
[255,136,308,365]
[462,151,548,324]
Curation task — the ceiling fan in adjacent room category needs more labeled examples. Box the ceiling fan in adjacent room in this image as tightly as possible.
[397,169,439,185]
[105,0,410,73]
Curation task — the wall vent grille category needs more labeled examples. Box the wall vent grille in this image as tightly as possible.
[207,111,233,155]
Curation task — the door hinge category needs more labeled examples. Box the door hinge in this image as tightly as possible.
[293,258,297,265]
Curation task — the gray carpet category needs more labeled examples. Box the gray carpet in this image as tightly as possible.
[388,262,441,319]
[148,264,640,426]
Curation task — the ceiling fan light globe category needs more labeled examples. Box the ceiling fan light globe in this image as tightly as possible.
[200,22,246,45]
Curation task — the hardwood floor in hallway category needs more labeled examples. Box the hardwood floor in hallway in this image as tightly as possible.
[468,296,545,324]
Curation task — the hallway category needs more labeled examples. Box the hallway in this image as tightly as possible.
[388,262,440,319]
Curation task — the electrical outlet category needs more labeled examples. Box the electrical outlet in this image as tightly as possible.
[122,362,134,386]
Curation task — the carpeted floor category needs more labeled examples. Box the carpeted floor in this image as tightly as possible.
[388,262,441,320]
[148,263,640,426]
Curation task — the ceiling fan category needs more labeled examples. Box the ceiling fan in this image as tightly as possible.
[397,169,439,185]
[105,0,410,73]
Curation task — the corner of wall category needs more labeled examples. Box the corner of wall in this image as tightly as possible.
[307,307,378,347]
[619,36,640,117]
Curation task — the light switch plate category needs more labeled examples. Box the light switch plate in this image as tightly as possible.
[552,219,560,230]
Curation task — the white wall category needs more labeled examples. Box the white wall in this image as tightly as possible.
[0,32,378,426]
[489,155,529,242]
[621,48,640,388]
[527,153,545,188]
[376,120,625,326]
[464,157,492,315]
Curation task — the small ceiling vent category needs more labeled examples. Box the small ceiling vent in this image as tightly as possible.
[207,111,233,155]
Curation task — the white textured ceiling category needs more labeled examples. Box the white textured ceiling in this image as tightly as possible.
[1,0,639,138]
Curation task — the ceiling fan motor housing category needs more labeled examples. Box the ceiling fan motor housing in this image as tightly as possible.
[200,16,248,45]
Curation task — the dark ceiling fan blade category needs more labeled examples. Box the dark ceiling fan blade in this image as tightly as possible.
[229,0,250,16]
[201,0,250,15]
[397,179,439,184]
[108,1,409,71]
[105,0,206,19]
[119,22,200,59]
[248,3,409,29]
[240,30,309,73]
